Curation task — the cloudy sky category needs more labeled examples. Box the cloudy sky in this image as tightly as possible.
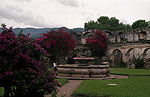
[0,0,150,28]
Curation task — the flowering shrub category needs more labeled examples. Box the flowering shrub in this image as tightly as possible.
[36,29,76,57]
[0,24,59,97]
[86,30,108,58]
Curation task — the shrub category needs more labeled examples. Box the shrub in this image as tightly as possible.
[36,29,76,57]
[86,30,108,58]
[0,24,59,97]
[131,55,146,68]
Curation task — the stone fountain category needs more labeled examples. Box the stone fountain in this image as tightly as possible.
[57,34,112,79]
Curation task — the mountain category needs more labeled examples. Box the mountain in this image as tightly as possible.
[0,27,84,38]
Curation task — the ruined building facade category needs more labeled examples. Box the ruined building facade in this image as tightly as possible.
[106,27,150,66]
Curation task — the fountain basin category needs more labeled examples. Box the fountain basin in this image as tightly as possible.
[73,57,95,64]
[57,64,110,78]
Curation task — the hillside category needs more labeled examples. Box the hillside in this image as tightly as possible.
[0,27,84,38]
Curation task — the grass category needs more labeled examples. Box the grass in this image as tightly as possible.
[56,78,68,86]
[110,67,150,76]
[0,87,4,97]
[73,68,150,97]
[73,76,150,97]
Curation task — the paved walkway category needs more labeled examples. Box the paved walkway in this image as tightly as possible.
[56,80,83,97]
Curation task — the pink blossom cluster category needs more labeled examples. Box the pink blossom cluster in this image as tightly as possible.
[86,30,108,57]
[36,29,76,57]
[0,25,59,96]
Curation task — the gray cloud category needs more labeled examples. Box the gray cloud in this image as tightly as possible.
[81,12,94,21]
[0,5,49,27]
[56,0,82,7]
[14,0,31,2]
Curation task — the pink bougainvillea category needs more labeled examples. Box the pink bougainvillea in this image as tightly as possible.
[36,29,76,57]
[0,25,59,97]
[86,30,108,57]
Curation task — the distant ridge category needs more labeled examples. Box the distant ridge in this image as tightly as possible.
[0,27,84,38]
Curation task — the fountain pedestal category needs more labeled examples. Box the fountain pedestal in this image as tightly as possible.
[73,57,95,65]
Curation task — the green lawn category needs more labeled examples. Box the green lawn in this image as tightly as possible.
[73,76,150,97]
[56,78,68,86]
[0,87,4,97]
[73,68,150,97]
[110,68,150,76]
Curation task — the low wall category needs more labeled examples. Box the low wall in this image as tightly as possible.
[57,64,110,78]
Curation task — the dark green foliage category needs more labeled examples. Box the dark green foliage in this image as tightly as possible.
[84,20,99,31]
[131,20,148,29]
[85,16,131,31]
[131,56,146,68]
[112,60,127,68]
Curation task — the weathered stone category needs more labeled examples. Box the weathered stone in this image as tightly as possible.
[90,75,106,78]
[71,74,89,78]
[106,27,150,66]
[144,63,150,69]
[57,64,110,78]
[58,73,71,77]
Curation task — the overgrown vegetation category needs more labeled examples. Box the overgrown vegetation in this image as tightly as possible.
[131,56,146,68]
[0,24,60,97]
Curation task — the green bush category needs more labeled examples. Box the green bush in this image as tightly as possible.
[131,55,145,68]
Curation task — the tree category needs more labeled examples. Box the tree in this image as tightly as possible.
[0,24,59,97]
[36,29,76,57]
[84,20,99,31]
[85,16,131,31]
[86,30,108,58]
[131,20,148,29]
[97,16,110,25]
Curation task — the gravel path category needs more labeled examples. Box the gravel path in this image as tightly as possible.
[56,80,83,97]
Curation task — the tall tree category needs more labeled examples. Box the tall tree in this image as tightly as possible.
[131,20,148,29]
[97,16,110,25]
[84,20,99,31]
[85,16,131,31]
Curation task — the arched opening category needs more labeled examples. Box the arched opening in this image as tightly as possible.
[118,32,125,42]
[112,49,123,65]
[143,48,150,59]
[126,48,134,56]
[126,48,140,59]
[139,31,147,42]
[115,35,118,42]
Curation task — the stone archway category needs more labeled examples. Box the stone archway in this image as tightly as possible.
[139,31,147,42]
[126,48,133,57]
[126,48,140,60]
[143,48,150,59]
[112,49,123,65]
[117,32,125,43]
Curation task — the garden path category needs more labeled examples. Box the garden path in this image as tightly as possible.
[46,75,128,97]
[56,80,83,97]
